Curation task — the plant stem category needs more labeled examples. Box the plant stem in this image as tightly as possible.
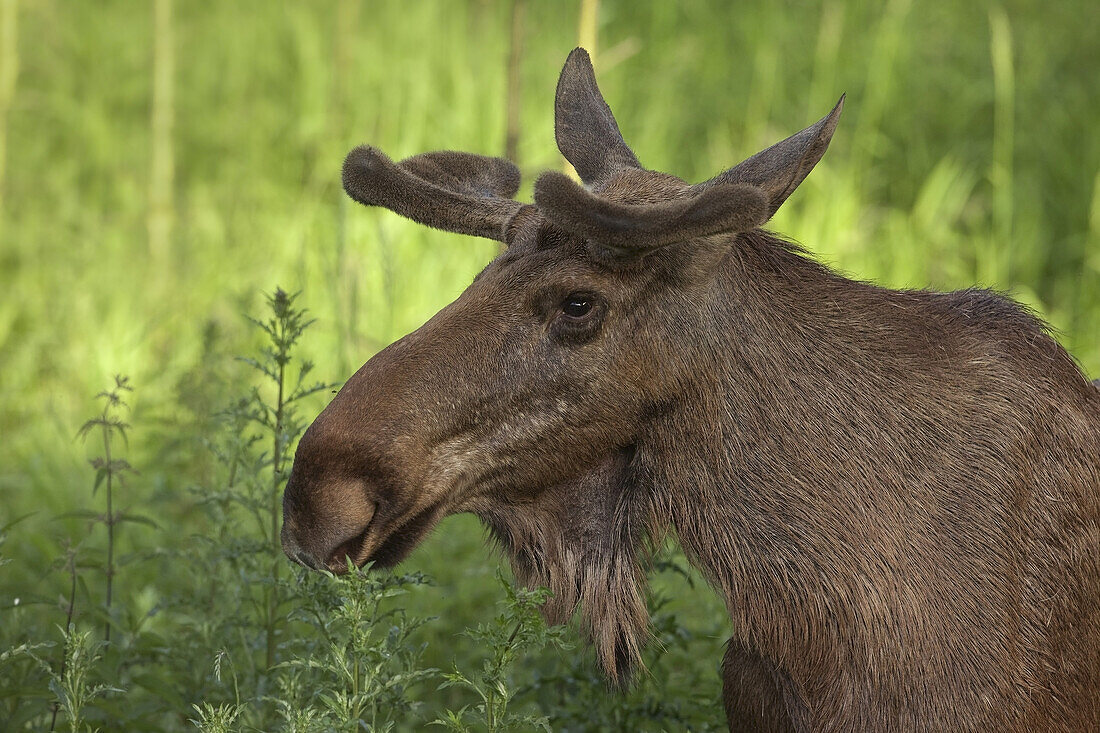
[102,407,114,644]
[353,654,361,730]
[48,548,78,732]
[266,326,286,670]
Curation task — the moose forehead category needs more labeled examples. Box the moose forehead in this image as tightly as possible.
[480,217,646,298]
[473,228,619,304]
[596,167,693,204]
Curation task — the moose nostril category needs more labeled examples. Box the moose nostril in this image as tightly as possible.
[283,474,377,573]
[326,526,371,572]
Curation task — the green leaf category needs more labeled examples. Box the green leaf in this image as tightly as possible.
[114,512,159,529]
[55,509,103,522]
[0,512,36,533]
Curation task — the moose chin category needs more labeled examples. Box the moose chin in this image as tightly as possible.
[280,47,1100,732]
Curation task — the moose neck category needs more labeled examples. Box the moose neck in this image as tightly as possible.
[642,229,932,679]
[477,230,914,687]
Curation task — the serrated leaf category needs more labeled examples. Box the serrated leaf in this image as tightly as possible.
[0,512,37,533]
[115,512,159,529]
[93,467,108,493]
[55,509,102,521]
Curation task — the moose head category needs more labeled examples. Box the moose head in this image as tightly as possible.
[282,48,1100,729]
[281,47,840,677]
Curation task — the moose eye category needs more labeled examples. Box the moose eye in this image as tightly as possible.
[562,294,594,319]
[549,292,605,344]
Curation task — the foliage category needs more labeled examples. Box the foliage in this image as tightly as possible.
[75,374,138,642]
[434,574,570,733]
[268,563,437,732]
[31,627,121,733]
[234,287,333,669]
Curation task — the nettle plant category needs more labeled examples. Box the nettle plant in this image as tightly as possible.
[75,374,138,644]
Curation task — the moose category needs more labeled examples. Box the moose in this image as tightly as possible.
[281,48,1100,730]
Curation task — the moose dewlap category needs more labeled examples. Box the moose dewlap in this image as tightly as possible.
[280,48,1100,731]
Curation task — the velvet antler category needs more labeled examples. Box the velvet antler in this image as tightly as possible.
[534,172,769,253]
[554,48,642,186]
[342,146,523,243]
[700,95,844,218]
[541,64,844,253]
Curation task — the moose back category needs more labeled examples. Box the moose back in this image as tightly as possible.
[280,48,1100,731]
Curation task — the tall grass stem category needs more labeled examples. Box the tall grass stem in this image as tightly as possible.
[0,0,17,228]
[989,6,1015,285]
[149,0,175,267]
[505,0,525,166]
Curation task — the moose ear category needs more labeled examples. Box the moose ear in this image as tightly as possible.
[555,47,642,186]
[342,147,522,242]
[703,95,844,218]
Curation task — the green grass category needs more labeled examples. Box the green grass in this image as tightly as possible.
[1,0,1098,729]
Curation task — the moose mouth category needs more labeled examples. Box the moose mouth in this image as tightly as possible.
[323,501,444,573]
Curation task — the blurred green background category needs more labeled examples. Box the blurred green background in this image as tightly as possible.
[0,0,1098,727]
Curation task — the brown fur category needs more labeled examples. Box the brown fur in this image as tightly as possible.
[282,48,1100,730]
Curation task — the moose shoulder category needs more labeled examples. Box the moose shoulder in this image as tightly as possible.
[281,48,1100,731]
